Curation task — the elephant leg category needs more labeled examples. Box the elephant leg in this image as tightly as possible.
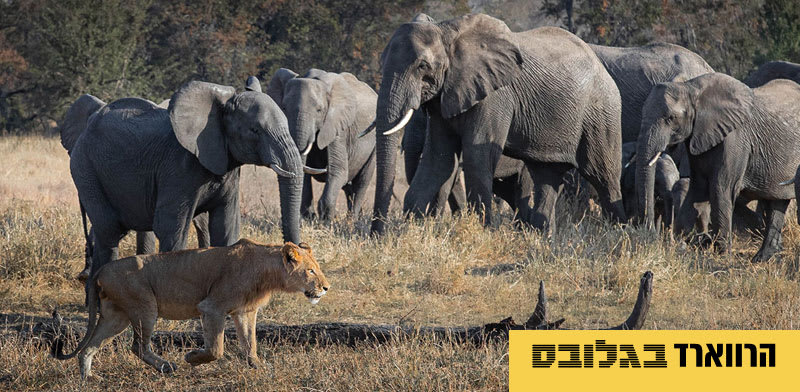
[301,174,315,219]
[708,181,735,254]
[404,118,460,218]
[514,169,534,225]
[732,198,764,235]
[208,196,240,247]
[577,155,626,223]
[527,162,571,236]
[192,212,210,248]
[348,150,375,219]
[752,199,789,263]
[154,200,196,252]
[447,169,467,214]
[430,164,459,216]
[318,141,349,220]
[135,231,156,255]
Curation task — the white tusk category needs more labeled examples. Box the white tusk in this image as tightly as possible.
[624,153,637,169]
[270,164,295,178]
[647,152,662,167]
[779,178,795,186]
[303,166,327,175]
[357,121,376,138]
[301,143,313,156]
[382,109,414,136]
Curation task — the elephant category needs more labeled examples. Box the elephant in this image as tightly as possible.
[402,109,532,223]
[70,80,305,278]
[744,61,800,88]
[636,73,800,262]
[365,13,625,235]
[589,42,714,143]
[59,94,210,270]
[267,68,376,219]
[620,142,679,227]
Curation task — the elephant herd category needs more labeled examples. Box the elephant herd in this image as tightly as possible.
[60,13,800,280]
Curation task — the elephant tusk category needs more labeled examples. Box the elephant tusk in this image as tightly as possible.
[624,153,637,169]
[382,109,414,136]
[301,143,313,156]
[269,164,296,178]
[303,166,327,175]
[779,178,795,186]
[357,121,376,138]
[647,152,661,167]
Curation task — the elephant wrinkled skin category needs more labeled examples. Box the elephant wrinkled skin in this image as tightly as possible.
[70,81,303,278]
[636,73,800,262]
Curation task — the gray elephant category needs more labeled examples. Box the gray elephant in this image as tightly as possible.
[402,109,532,223]
[620,142,679,227]
[365,13,625,235]
[267,68,376,219]
[59,94,210,269]
[636,73,800,262]
[744,61,800,88]
[589,42,714,143]
[70,80,304,277]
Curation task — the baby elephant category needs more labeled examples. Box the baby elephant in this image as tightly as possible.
[620,142,680,227]
[52,240,330,380]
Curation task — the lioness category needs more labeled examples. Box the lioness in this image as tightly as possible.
[53,239,330,379]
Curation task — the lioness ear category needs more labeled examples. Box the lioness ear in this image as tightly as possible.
[298,242,312,255]
[281,242,300,270]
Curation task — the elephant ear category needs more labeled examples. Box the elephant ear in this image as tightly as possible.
[59,94,105,154]
[266,68,298,106]
[439,14,523,119]
[169,81,236,176]
[689,74,754,155]
[318,74,357,149]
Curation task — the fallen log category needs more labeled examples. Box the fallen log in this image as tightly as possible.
[32,271,652,349]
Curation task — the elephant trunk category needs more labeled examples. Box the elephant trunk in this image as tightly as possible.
[635,127,669,227]
[402,110,428,183]
[371,72,418,234]
[259,131,303,243]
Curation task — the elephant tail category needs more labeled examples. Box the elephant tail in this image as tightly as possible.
[51,277,101,360]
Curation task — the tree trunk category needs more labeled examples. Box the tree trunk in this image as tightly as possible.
[30,272,653,349]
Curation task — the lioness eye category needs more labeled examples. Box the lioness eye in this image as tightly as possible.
[308,269,315,275]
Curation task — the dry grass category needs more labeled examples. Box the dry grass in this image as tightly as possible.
[2,134,799,390]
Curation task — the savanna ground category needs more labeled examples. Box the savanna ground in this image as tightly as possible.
[1,135,799,391]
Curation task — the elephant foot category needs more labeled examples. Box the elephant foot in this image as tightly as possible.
[690,233,713,249]
[76,267,91,283]
[157,361,178,374]
[752,246,782,263]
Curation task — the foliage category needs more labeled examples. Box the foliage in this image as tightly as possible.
[3,0,800,133]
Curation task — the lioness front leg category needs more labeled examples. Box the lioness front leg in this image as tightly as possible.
[130,307,178,374]
[185,306,226,366]
[233,310,259,368]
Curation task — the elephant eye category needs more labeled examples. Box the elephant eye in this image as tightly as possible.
[249,127,259,134]
[418,60,431,72]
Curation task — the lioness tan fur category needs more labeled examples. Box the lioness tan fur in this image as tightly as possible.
[53,239,330,379]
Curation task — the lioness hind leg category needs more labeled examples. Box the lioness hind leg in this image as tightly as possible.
[78,303,130,380]
[130,309,177,374]
[233,310,259,368]
[185,310,225,367]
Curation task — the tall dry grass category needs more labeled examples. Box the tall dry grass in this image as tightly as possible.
[2,135,799,390]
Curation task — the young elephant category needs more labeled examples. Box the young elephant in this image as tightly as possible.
[620,142,679,227]
[267,68,376,219]
[636,73,800,262]
[71,81,306,278]
[59,94,210,278]
[53,240,330,379]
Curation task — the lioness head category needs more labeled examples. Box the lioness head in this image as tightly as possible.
[282,242,330,304]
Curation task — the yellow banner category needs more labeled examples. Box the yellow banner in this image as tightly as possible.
[509,330,800,391]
